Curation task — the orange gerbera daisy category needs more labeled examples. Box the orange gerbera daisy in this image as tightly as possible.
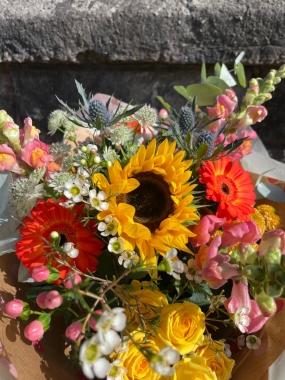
[198,157,255,222]
[16,199,104,278]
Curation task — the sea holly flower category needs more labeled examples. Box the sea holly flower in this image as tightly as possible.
[246,335,261,350]
[183,259,202,283]
[98,216,119,236]
[150,347,180,376]
[118,250,140,268]
[64,177,90,203]
[108,237,125,254]
[89,189,109,211]
[159,248,184,280]
[224,281,269,333]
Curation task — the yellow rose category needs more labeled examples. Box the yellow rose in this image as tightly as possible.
[114,332,163,380]
[162,357,217,380]
[156,301,205,355]
[119,280,169,330]
[196,339,235,380]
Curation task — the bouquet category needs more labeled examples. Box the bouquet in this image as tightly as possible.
[1,56,285,380]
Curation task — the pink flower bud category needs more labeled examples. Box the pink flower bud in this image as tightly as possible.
[64,271,82,289]
[158,109,168,120]
[24,320,44,343]
[31,265,50,282]
[5,299,24,318]
[89,310,103,331]
[44,290,63,309]
[65,321,83,341]
[36,292,48,309]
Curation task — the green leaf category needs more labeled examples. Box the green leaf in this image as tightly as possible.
[206,76,229,92]
[186,84,222,106]
[46,267,60,283]
[235,62,246,88]
[173,86,191,101]
[235,51,245,65]
[196,143,209,159]
[94,249,118,279]
[220,64,237,87]
[38,313,51,331]
[156,96,172,112]
[75,80,89,109]
[201,62,207,83]
[110,104,143,125]
[214,63,221,77]
[186,283,212,307]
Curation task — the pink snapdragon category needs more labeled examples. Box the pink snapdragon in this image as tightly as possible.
[225,281,269,333]
[3,122,20,147]
[20,117,40,146]
[21,139,53,169]
[224,129,257,160]
[221,220,261,247]
[207,92,237,130]
[237,106,267,129]
[0,144,17,171]
[189,215,226,246]
[258,229,285,256]
[198,235,240,289]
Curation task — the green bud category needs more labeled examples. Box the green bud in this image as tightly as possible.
[273,77,281,85]
[266,70,276,81]
[265,247,281,264]
[50,231,59,240]
[254,288,277,317]
[252,95,266,105]
[278,64,285,73]
[238,243,257,265]
[229,248,240,264]
[94,155,101,164]
[81,146,88,153]
[249,78,259,87]
[275,271,285,287]
[243,93,255,105]
[264,281,282,298]
[242,265,265,283]
[263,93,272,101]
[265,263,282,279]
[264,79,274,87]
[0,110,14,130]
[80,159,87,166]
[280,255,285,269]
[263,85,275,93]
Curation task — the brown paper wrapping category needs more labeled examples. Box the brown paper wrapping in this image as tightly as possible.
[0,253,78,380]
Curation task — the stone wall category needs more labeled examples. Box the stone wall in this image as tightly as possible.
[1,0,285,160]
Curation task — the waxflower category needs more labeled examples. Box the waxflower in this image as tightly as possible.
[108,237,125,254]
[89,189,109,211]
[64,177,89,203]
[98,215,119,236]
[158,248,184,280]
[246,335,261,350]
[150,346,180,376]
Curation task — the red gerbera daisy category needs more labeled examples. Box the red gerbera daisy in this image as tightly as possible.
[198,157,255,222]
[16,199,104,279]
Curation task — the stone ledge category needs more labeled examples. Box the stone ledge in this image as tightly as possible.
[1,0,285,65]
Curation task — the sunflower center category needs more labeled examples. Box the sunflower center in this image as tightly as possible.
[117,171,174,232]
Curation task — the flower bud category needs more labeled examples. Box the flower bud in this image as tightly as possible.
[0,110,13,129]
[50,231,59,240]
[263,93,272,101]
[266,70,276,80]
[81,146,88,153]
[242,265,265,283]
[265,263,282,279]
[264,281,282,298]
[80,159,87,166]
[31,266,50,282]
[249,78,259,87]
[44,290,63,309]
[243,93,255,105]
[24,320,44,343]
[5,299,24,318]
[264,247,281,264]
[238,243,257,265]
[94,155,101,164]
[273,77,281,85]
[158,109,168,121]
[64,271,82,289]
[264,79,273,87]
[252,95,266,105]
[65,321,83,341]
[254,289,277,317]
[36,292,48,309]
[280,254,285,269]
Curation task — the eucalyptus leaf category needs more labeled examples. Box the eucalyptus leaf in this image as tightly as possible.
[235,51,245,65]
[206,76,229,92]
[156,96,172,112]
[220,64,237,87]
[214,62,221,77]
[201,62,207,83]
[173,86,191,101]
[186,84,222,106]
[235,62,246,88]
[75,80,89,109]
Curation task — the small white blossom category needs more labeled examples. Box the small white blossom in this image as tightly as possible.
[98,216,119,236]
[221,339,232,357]
[118,250,140,268]
[246,335,261,350]
[89,189,109,211]
[79,335,110,379]
[160,248,184,280]
[237,335,245,350]
[86,143,98,153]
[234,307,250,334]
[97,308,127,335]
[48,171,71,192]
[62,242,79,258]
[150,347,180,376]
[77,167,90,183]
[59,199,74,209]
[183,259,202,283]
[108,237,125,254]
[107,360,127,380]
[64,177,89,203]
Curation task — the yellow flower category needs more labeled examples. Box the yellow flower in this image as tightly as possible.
[256,204,283,231]
[196,339,235,380]
[114,332,163,380]
[119,280,169,330]
[161,357,217,380]
[156,301,205,355]
[93,139,199,265]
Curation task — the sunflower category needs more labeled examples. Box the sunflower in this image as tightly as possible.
[93,139,199,265]
[198,157,255,222]
[16,199,104,278]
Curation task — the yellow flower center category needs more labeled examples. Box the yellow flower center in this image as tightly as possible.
[117,172,174,232]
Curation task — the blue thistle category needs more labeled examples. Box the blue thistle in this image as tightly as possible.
[179,106,195,135]
[88,100,111,125]
[195,130,215,157]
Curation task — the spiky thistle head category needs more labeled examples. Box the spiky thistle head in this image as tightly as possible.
[179,106,195,135]
[88,100,112,126]
[195,130,215,158]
